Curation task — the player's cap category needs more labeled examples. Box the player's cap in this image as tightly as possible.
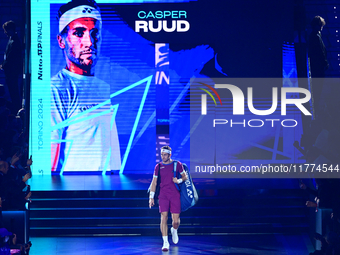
[59,4,101,33]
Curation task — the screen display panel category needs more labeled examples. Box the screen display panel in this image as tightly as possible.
[30,0,298,175]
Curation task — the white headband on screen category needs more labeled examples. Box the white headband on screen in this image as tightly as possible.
[161,149,171,154]
[59,5,102,33]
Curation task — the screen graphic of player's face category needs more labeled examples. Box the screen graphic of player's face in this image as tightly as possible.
[59,17,101,75]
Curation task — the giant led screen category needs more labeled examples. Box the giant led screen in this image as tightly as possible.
[30,0,304,176]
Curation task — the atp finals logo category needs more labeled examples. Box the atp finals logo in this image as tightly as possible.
[198,81,312,128]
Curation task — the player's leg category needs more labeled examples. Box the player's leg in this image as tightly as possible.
[160,211,169,251]
[170,192,181,244]
[171,213,180,229]
[171,213,180,244]
[159,197,170,251]
[160,211,169,237]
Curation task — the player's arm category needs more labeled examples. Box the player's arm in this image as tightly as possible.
[173,163,188,184]
[149,175,157,208]
[150,175,157,193]
[180,170,188,182]
[174,172,187,183]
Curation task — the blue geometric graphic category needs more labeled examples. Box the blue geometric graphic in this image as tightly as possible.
[51,75,153,175]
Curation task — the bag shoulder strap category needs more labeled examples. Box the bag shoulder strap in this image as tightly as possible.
[173,160,180,191]
[157,163,161,184]
[173,160,177,177]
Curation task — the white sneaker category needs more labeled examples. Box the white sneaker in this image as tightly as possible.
[171,227,179,244]
[162,242,170,251]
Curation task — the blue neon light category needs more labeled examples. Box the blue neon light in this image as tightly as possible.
[119,75,153,174]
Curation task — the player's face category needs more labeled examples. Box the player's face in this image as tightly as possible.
[161,152,171,163]
[61,17,101,69]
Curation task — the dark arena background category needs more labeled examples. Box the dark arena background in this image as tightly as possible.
[0,0,339,254]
